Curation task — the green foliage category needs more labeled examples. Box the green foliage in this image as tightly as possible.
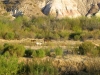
[32,50,37,57]
[2,43,25,57]
[44,48,51,56]
[69,33,81,41]
[36,49,46,58]
[78,41,99,56]
[59,30,70,40]
[25,49,33,57]
[32,48,51,57]
[32,49,46,58]
[54,47,63,56]
[0,16,100,40]
[3,32,15,40]
[80,17,100,30]
[0,45,3,53]
[29,61,58,75]
[0,55,18,75]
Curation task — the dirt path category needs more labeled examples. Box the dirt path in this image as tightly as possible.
[0,39,100,49]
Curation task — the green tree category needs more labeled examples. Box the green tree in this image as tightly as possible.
[0,54,18,75]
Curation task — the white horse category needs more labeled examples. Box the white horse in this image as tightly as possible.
[36,42,42,46]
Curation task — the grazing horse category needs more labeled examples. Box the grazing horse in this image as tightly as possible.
[31,39,36,42]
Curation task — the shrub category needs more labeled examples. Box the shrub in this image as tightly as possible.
[58,30,70,40]
[32,50,37,57]
[32,49,46,58]
[3,32,15,40]
[72,25,82,33]
[0,55,18,75]
[29,61,58,75]
[78,41,99,56]
[0,45,3,54]
[36,49,46,58]
[25,49,33,57]
[44,48,51,56]
[74,35,81,41]
[54,47,63,56]
[69,33,81,40]
[2,43,25,57]
[80,17,100,30]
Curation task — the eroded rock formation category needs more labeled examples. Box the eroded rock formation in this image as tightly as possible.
[42,0,81,18]
[17,0,44,18]
[1,0,100,18]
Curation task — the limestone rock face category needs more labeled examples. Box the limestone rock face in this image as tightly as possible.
[42,0,81,18]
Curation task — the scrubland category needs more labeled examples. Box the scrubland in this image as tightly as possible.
[0,16,100,75]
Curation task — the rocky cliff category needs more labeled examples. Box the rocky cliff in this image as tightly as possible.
[42,0,81,18]
[0,0,100,18]
[42,0,100,18]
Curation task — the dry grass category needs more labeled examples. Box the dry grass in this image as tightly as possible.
[52,55,100,74]
[19,55,100,75]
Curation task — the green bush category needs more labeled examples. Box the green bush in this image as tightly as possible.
[3,32,15,40]
[29,61,58,75]
[59,30,70,40]
[78,41,99,56]
[54,47,63,56]
[0,55,18,75]
[0,45,3,54]
[25,49,33,57]
[80,17,100,30]
[74,35,81,41]
[36,49,46,58]
[32,49,46,58]
[32,50,37,57]
[69,33,81,40]
[44,48,51,56]
[72,24,82,33]
[2,43,25,57]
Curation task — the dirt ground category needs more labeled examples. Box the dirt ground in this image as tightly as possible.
[0,38,100,49]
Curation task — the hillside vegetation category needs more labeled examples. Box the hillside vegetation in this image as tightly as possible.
[0,42,100,75]
[0,11,100,75]
[0,16,100,41]
[0,0,100,75]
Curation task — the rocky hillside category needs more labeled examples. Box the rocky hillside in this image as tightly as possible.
[0,0,100,18]
[17,0,44,18]
[42,0,81,18]
[0,0,44,18]
[42,0,100,18]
